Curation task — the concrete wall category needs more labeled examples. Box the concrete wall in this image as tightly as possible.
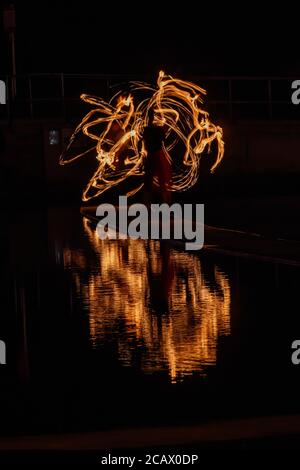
[1,119,300,197]
[220,121,300,175]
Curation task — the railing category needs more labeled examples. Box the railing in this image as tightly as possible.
[0,73,299,121]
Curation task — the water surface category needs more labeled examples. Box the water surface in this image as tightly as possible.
[0,206,300,435]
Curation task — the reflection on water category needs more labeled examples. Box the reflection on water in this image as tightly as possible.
[3,206,300,435]
[63,218,231,383]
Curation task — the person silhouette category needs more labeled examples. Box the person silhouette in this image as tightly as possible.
[147,241,174,315]
[143,109,171,204]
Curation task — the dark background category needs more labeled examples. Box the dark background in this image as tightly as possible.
[1,0,300,76]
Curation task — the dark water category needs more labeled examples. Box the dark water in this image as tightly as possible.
[0,206,300,436]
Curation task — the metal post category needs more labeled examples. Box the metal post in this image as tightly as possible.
[10,30,16,98]
[4,4,17,99]
[228,78,233,120]
[106,78,110,100]
[5,75,10,120]
[61,73,66,118]
[28,75,33,118]
[268,79,273,119]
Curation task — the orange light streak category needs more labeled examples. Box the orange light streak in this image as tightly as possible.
[60,71,224,201]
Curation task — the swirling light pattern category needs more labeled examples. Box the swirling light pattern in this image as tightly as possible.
[62,218,231,383]
[60,71,224,201]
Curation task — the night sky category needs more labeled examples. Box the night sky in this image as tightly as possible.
[1,1,300,76]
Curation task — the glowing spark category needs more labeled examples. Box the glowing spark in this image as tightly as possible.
[60,71,225,202]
